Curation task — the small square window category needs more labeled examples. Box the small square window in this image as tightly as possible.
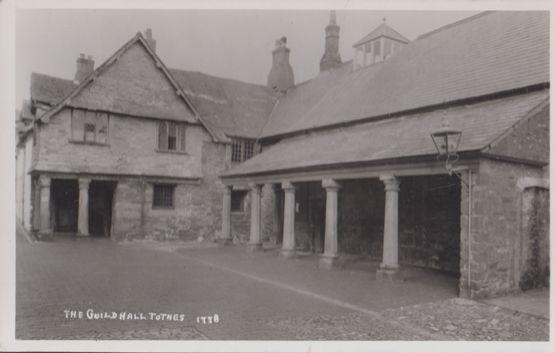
[153,184,175,209]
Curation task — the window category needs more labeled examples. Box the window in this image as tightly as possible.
[231,190,247,212]
[152,184,175,209]
[231,138,257,163]
[71,109,110,144]
[158,121,186,152]
[243,140,254,161]
[231,139,242,162]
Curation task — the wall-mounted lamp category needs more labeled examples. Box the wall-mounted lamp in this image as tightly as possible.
[431,114,462,175]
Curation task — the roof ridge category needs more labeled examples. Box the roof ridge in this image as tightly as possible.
[416,11,494,40]
[169,67,271,92]
[31,71,73,82]
[36,31,227,142]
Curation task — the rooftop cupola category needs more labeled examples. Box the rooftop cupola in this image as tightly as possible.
[267,36,295,93]
[353,18,410,70]
[320,10,342,72]
[74,53,95,84]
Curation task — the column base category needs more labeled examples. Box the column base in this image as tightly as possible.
[246,242,263,252]
[218,238,233,246]
[376,265,404,281]
[77,232,90,237]
[37,231,52,240]
[280,248,296,258]
[319,254,338,269]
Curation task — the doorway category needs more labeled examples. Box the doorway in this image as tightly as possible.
[88,180,117,237]
[51,179,79,233]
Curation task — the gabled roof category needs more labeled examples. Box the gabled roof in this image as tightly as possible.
[223,89,549,178]
[29,40,275,141]
[36,32,228,142]
[261,11,549,139]
[353,21,410,47]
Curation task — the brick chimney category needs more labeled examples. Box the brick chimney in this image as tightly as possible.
[320,10,342,71]
[145,28,156,52]
[267,37,294,93]
[74,54,95,83]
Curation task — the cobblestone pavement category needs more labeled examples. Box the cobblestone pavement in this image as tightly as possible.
[16,230,549,341]
[382,298,549,341]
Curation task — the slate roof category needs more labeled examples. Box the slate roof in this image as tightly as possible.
[31,73,77,106]
[353,21,410,47]
[261,11,549,139]
[222,89,549,177]
[30,65,275,141]
[169,69,276,139]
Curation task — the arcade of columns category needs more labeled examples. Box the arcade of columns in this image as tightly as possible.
[221,175,401,278]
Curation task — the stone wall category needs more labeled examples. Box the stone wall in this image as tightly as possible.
[519,187,549,290]
[15,137,35,230]
[35,108,210,179]
[230,184,275,244]
[488,104,549,164]
[459,158,547,298]
[112,141,227,241]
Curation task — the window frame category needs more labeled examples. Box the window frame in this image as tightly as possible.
[70,108,110,146]
[231,138,257,163]
[152,183,176,209]
[157,120,187,153]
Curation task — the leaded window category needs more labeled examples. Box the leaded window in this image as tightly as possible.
[158,121,186,152]
[231,138,256,163]
[152,184,175,209]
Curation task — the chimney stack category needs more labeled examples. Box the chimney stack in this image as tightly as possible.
[145,28,157,52]
[74,53,95,83]
[320,10,342,72]
[267,36,295,93]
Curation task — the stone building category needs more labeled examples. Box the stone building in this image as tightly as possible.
[15,29,276,242]
[16,11,549,298]
[219,11,550,298]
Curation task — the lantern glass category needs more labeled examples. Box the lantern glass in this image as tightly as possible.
[431,128,461,157]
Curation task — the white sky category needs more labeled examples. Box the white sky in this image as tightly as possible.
[16,9,478,105]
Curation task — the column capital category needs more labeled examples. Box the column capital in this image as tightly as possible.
[322,178,341,190]
[223,185,233,195]
[78,178,91,189]
[39,175,51,188]
[281,181,296,192]
[380,175,400,192]
[248,183,263,193]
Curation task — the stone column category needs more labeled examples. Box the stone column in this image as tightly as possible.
[38,175,52,236]
[320,179,341,269]
[377,175,401,279]
[247,183,263,252]
[272,184,283,244]
[77,178,91,237]
[281,181,296,257]
[221,185,233,244]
